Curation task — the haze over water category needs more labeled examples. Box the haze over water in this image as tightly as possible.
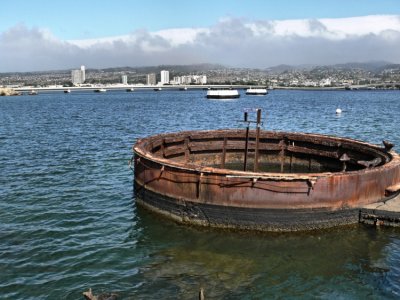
[1,89,400,299]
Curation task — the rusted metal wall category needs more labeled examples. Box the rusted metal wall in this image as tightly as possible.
[133,130,400,230]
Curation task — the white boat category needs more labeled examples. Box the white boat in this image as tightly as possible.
[245,87,268,95]
[28,90,38,95]
[64,89,71,93]
[206,89,240,99]
[94,88,107,93]
[153,87,162,91]
[179,86,188,91]
[126,88,135,92]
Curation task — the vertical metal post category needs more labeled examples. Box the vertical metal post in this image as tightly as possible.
[221,137,227,168]
[161,138,165,158]
[243,112,249,171]
[280,139,285,173]
[184,137,190,162]
[254,109,261,172]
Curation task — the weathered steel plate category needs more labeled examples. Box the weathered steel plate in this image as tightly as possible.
[133,130,400,231]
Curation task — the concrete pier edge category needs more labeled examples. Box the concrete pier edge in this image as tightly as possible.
[359,192,400,227]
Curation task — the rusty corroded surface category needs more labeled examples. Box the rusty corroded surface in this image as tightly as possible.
[133,129,400,231]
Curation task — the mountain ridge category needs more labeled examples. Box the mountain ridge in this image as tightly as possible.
[1,62,400,76]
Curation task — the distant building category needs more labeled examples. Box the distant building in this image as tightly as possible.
[71,65,86,85]
[172,76,181,85]
[122,75,128,85]
[160,70,169,85]
[319,78,332,87]
[171,75,207,85]
[80,65,85,82]
[181,76,192,85]
[147,73,156,85]
[194,75,207,85]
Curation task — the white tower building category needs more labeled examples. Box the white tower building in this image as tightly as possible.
[122,75,128,85]
[147,73,156,85]
[160,70,169,85]
[71,65,86,85]
[80,65,86,82]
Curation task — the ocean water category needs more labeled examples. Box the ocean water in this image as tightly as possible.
[1,89,400,299]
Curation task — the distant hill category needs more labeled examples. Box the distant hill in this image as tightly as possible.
[331,61,392,71]
[1,61,400,76]
[0,63,227,76]
[265,61,399,74]
[375,63,400,73]
[265,64,297,73]
[95,63,227,74]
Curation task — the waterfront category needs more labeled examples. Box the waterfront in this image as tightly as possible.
[1,89,400,299]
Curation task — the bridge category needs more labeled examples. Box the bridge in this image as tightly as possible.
[14,84,254,93]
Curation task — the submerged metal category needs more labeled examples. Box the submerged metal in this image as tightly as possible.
[133,129,400,231]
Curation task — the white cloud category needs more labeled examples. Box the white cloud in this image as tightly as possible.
[247,15,400,39]
[1,15,400,71]
[68,28,208,49]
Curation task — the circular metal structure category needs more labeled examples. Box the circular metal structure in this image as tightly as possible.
[133,129,400,231]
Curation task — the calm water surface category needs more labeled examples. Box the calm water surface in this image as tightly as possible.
[1,89,400,299]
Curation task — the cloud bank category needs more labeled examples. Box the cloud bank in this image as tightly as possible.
[1,15,400,72]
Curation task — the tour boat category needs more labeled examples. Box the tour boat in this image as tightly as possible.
[246,87,268,95]
[206,89,240,99]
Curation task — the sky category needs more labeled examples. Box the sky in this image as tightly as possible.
[1,0,400,72]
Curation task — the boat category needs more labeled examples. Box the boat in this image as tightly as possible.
[94,88,106,93]
[28,90,38,95]
[64,89,71,93]
[206,89,240,99]
[246,87,268,95]
[126,88,135,92]
[153,87,162,91]
[179,86,188,91]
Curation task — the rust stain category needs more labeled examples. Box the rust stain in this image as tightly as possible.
[133,129,400,229]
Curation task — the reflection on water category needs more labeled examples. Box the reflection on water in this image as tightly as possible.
[132,207,399,299]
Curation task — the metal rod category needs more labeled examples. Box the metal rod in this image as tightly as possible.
[221,137,227,168]
[161,138,165,158]
[254,109,262,172]
[244,126,250,171]
[280,139,285,173]
[243,112,249,171]
[184,137,190,162]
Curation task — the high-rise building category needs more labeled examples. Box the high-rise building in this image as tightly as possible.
[80,65,86,82]
[147,73,156,85]
[122,75,128,85]
[160,70,169,85]
[71,70,83,85]
[71,65,86,85]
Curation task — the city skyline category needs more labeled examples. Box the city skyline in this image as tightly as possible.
[1,0,400,71]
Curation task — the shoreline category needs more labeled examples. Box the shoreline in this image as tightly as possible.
[8,85,400,93]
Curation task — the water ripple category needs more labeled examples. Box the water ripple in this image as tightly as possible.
[1,90,400,299]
